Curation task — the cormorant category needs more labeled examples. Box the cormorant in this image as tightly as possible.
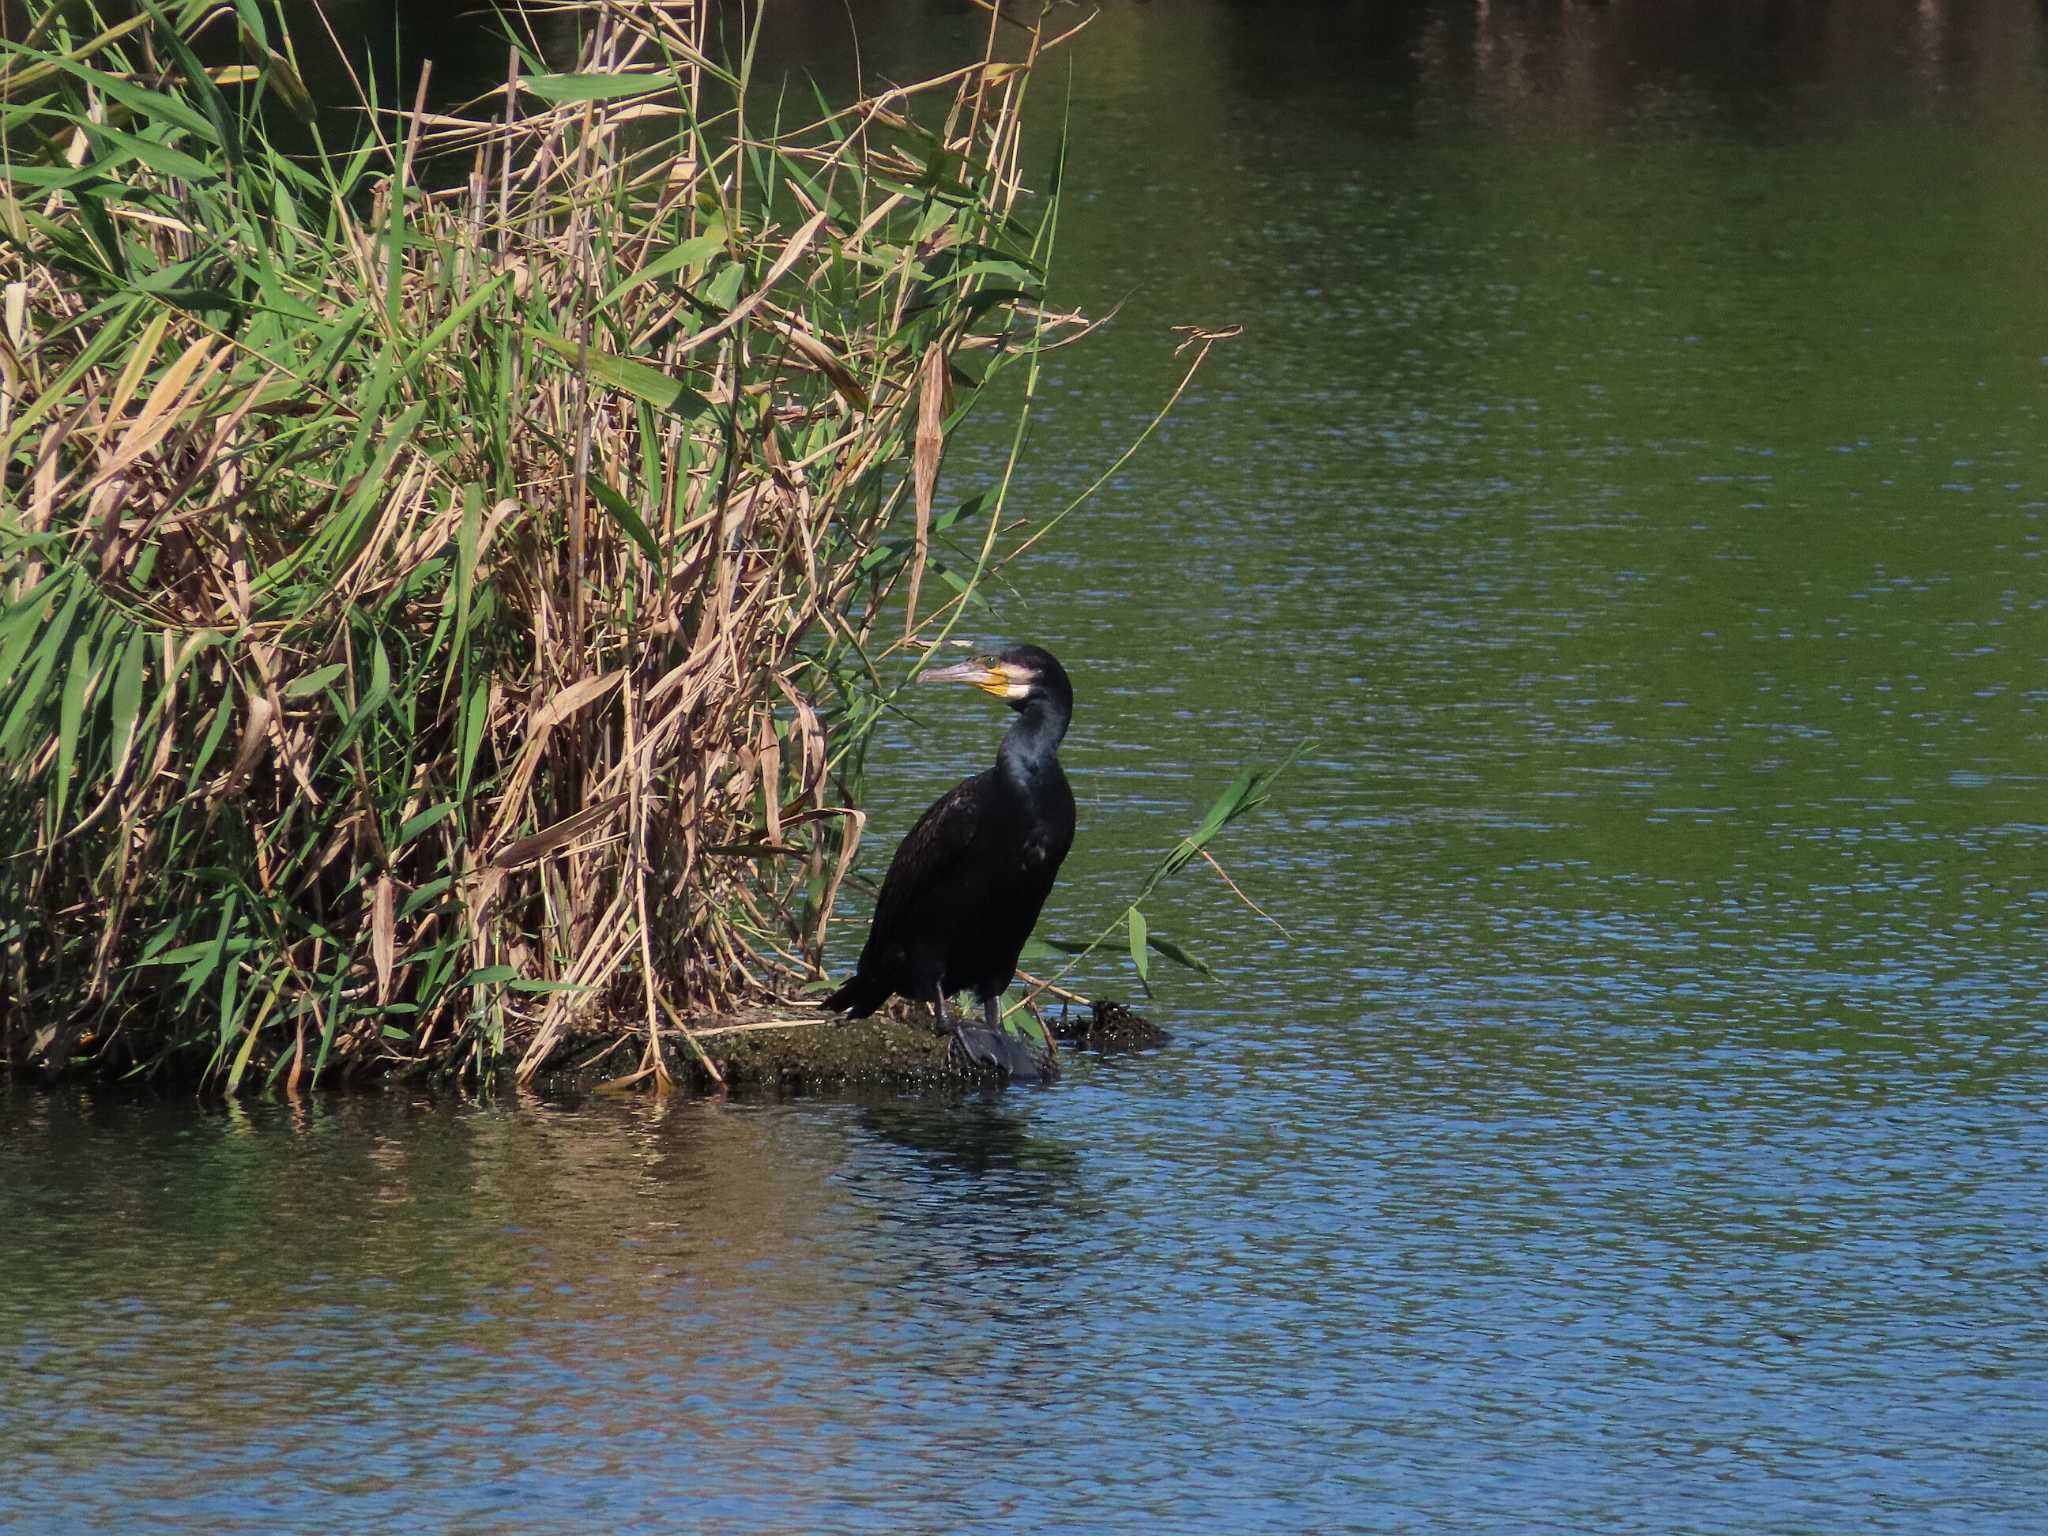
[823,644,1076,1081]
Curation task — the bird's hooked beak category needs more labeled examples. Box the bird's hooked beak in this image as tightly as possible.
[919,656,1032,700]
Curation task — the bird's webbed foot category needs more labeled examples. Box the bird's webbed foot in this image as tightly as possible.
[947,1020,1059,1084]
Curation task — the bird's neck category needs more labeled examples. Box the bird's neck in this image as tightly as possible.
[997,699,1069,789]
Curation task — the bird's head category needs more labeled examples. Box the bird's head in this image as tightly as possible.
[919,643,1072,716]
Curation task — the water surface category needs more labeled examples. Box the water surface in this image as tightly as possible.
[6,2,2048,1530]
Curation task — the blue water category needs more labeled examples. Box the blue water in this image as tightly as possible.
[4,1071,2044,1532]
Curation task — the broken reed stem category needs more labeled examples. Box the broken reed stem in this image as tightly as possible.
[1012,967,1090,1010]
[656,991,727,1080]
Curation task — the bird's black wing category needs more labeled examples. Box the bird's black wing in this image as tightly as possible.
[862,771,989,958]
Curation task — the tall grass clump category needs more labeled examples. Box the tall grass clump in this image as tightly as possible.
[0,0,1084,1088]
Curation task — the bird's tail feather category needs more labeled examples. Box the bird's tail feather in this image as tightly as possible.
[822,972,888,1017]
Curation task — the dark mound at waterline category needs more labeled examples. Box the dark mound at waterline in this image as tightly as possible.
[533,1000,1162,1094]
[1051,998,1169,1051]
[686,1013,1000,1093]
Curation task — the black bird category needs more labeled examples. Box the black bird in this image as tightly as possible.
[823,644,1076,1081]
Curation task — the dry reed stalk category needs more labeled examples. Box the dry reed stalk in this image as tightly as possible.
[0,0,1088,1087]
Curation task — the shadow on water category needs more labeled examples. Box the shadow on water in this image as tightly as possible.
[270,0,580,106]
[855,1094,1082,1185]
[82,0,2037,128]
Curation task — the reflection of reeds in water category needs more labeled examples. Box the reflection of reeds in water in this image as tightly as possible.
[0,1,1083,1089]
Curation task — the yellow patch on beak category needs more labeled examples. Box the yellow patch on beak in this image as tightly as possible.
[984,662,1036,699]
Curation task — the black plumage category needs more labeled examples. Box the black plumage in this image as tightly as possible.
[823,644,1076,1080]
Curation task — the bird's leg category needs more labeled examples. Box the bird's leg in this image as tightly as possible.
[924,984,952,1036]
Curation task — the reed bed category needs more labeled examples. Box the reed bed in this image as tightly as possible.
[0,0,1087,1088]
